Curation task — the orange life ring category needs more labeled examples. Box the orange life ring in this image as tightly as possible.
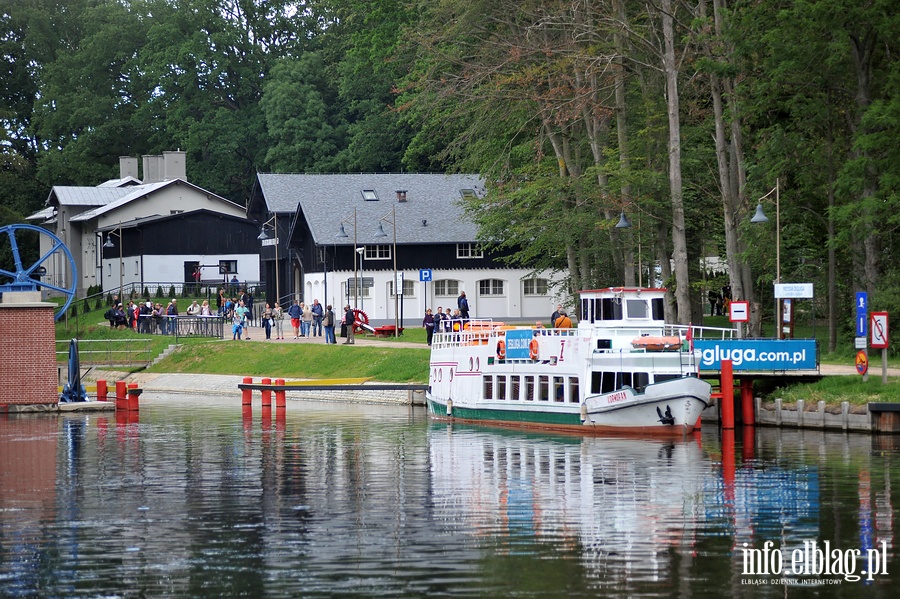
[529,338,539,360]
[496,340,506,360]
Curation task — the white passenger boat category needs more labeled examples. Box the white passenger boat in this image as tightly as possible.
[426,287,712,436]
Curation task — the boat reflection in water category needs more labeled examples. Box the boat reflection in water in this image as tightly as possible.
[428,423,715,586]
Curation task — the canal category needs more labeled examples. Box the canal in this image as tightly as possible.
[1,395,897,597]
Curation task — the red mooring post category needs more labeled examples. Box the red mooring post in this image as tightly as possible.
[261,377,272,407]
[242,377,253,406]
[115,380,127,411]
[97,380,108,402]
[127,382,140,411]
[740,379,755,426]
[275,378,286,409]
[720,359,735,429]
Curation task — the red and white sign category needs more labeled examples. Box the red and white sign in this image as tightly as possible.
[729,300,750,323]
[870,312,889,349]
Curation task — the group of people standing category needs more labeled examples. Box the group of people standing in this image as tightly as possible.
[285,299,333,341]
[421,291,472,346]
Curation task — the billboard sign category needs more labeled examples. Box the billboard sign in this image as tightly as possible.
[694,339,818,371]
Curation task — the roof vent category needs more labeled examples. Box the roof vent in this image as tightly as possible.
[396,190,407,203]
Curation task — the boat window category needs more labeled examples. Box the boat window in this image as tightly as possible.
[483,376,493,399]
[626,299,649,319]
[510,376,521,401]
[621,372,632,388]
[599,372,619,393]
[538,375,550,401]
[497,376,507,400]
[581,298,589,322]
[591,371,602,394]
[632,372,650,392]
[525,376,535,401]
[553,376,565,402]
[654,374,680,384]
[652,298,665,320]
[596,339,612,350]
[569,378,579,403]
[601,298,623,320]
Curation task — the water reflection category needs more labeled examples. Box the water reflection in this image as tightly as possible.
[0,398,898,597]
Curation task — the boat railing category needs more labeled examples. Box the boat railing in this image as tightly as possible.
[431,325,579,350]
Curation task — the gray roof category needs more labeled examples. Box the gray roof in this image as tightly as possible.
[49,186,139,207]
[256,173,486,245]
[69,179,243,222]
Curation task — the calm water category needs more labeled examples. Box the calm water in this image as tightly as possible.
[1,396,898,598]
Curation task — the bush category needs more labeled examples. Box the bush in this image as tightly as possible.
[168,285,176,298]
[156,286,164,298]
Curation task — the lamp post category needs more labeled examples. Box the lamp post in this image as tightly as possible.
[102,223,123,297]
[750,178,782,338]
[337,208,358,308]
[375,205,399,337]
[257,212,280,304]
[356,247,365,311]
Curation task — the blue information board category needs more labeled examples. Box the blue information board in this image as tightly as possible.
[505,330,534,360]
[694,339,818,371]
[856,291,868,337]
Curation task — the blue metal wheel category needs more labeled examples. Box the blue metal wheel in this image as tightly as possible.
[0,223,78,320]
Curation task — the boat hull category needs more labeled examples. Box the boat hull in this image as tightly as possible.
[426,375,710,437]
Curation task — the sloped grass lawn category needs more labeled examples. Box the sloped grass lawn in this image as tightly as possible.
[152,340,430,383]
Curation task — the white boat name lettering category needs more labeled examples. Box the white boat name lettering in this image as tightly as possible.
[506,338,531,350]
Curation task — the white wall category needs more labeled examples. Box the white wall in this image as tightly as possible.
[304,267,565,324]
[101,254,259,293]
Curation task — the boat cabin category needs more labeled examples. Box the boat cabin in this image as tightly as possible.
[578,288,667,328]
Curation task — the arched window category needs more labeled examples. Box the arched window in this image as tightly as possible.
[434,279,460,297]
[478,279,505,296]
[523,278,549,296]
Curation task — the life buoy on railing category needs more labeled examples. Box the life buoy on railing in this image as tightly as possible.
[496,340,506,360]
[529,338,539,360]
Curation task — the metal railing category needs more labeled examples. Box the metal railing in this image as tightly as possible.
[56,339,154,368]
[136,315,225,339]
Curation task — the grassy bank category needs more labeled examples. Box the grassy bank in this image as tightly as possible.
[150,340,430,383]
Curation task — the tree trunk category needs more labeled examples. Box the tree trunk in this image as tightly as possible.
[660,0,691,323]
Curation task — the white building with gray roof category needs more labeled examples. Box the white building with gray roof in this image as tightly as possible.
[248,173,564,326]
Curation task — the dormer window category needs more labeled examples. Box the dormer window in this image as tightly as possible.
[460,189,477,199]
[362,190,378,201]
[396,190,407,202]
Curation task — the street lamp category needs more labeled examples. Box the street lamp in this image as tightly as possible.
[375,205,399,337]
[750,178,782,337]
[337,207,359,308]
[257,213,280,304]
[356,246,365,311]
[102,223,123,298]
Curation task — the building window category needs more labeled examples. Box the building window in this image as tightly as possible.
[343,282,369,300]
[523,278,549,296]
[389,278,416,298]
[219,260,237,274]
[460,189,477,199]
[362,190,378,201]
[479,279,504,296]
[457,243,483,259]
[170,210,184,214]
[363,245,390,260]
[434,279,460,297]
